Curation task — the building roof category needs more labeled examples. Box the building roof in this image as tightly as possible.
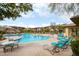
[70,15,79,26]
[63,23,76,27]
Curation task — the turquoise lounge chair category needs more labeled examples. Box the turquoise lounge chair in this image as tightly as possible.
[51,36,68,47]
[51,37,69,48]
[45,36,72,55]
[58,33,64,37]
[47,37,71,55]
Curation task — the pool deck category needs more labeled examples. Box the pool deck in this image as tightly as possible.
[0,34,73,56]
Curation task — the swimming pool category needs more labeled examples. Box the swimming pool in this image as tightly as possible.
[4,33,50,43]
[18,33,50,43]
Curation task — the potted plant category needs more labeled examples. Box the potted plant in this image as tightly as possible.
[71,38,79,56]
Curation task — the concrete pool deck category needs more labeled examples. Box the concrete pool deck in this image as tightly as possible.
[0,34,73,56]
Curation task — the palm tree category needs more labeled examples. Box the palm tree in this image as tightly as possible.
[49,3,79,18]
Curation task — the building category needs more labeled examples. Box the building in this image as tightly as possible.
[62,15,79,37]
[63,23,76,37]
[70,15,79,37]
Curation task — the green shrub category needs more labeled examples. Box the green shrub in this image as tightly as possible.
[71,38,79,56]
[0,31,5,39]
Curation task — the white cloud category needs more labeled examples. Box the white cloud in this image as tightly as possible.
[33,3,48,8]
[38,12,50,17]
[33,3,50,17]
[27,25,37,28]
[41,24,50,27]
[21,12,35,18]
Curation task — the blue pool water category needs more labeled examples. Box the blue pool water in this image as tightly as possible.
[15,33,50,43]
[18,33,50,43]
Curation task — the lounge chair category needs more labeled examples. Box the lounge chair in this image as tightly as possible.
[45,36,72,55]
[0,41,19,53]
[3,34,22,42]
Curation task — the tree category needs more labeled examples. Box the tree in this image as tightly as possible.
[0,3,33,20]
[49,3,79,17]
[50,22,57,32]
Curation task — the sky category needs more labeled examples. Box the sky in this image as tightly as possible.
[0,3,73,28]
